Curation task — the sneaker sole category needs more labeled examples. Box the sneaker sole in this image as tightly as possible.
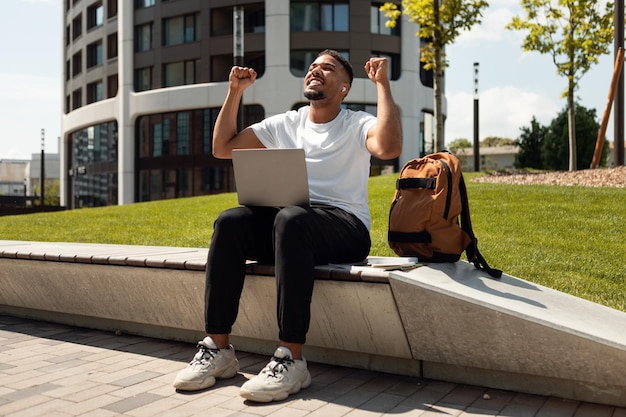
[173,360,239,391]
[239,371,311,403]
[173,376,217,391]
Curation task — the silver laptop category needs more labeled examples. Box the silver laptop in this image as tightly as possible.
[231,148,310,207]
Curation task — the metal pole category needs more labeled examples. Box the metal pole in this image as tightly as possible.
[233,6,244,132]
[473,62,480,172]
[40,129,45,207]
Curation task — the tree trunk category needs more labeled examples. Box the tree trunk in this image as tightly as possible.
[567,88,577,171]
[433,0,445,152]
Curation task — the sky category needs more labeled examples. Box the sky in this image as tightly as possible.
[0,0,619,160]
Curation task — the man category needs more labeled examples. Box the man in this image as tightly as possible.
[173,49,402,402]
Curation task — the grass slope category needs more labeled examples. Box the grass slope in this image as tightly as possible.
[1,174,624,312]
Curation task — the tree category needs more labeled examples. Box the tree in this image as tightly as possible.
[381,0,489,152]
[448,138,472,153]
[480,136,517,147]
[506,0,613,171]
[542,103,606,170]
[515,116,546,169]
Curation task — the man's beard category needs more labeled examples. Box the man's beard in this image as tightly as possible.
[304,90,324,101]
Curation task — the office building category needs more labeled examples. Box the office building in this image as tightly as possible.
[62,0,441,208]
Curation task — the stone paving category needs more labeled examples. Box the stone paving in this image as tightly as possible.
[1,315,625,417]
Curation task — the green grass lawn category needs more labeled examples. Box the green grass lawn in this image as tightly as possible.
[1,173,625,312]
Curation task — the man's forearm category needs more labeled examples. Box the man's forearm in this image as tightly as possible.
[213,88,244,158]
[375,81,403,158]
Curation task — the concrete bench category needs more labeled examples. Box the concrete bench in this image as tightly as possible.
[0,239,625,407]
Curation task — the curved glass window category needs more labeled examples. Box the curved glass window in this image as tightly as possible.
[137,105,264,202]
[69,121,118,208]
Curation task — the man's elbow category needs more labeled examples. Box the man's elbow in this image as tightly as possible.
[377,143,402,160]
[212,145,231,159]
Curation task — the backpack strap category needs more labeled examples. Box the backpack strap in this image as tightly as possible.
[396,177,437,190]
[458,174,503,279]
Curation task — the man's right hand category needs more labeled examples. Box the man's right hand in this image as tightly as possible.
[229,66,257,91]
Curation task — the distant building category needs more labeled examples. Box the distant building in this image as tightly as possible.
[0,160,28,196]
[456,146,520,172]
[0,152,60,206]
[61,0,441,209]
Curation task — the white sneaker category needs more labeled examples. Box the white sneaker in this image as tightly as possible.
[173,336,239,391]
[239,346,311,402]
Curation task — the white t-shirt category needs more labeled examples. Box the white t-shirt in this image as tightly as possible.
[250,106,377,230]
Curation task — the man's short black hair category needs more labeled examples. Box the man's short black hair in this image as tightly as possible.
[317,49,354,86]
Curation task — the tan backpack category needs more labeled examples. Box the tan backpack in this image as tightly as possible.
[388,152,502,279]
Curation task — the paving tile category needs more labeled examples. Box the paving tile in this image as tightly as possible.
[4,398,75,417]
[458,407,498,417]
[535,396,580,416]
[573,402,616,417]
[109,370,162,387]
[438,385,485,408]
[468,388,516,411]
[101,392,165,414]
[1,316,626,417]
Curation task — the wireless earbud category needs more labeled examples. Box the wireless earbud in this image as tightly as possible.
[342,87,347,92]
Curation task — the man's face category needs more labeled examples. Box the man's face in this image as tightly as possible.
[303,55,349,101]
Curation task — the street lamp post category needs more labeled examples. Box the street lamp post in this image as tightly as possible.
[473,63,480,172]
[40,128,45,207]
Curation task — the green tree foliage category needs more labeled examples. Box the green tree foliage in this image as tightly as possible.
[516,104,607,170]
[506,0,613,171]
[34,179,61,207]
[542,104,606,170]
[447,138,472,153]
[515,116,546,169]
[381,0,489,152]
[480,136,517,147]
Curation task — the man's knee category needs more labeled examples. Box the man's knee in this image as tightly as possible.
[274,206,311,234]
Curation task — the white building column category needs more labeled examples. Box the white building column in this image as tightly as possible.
[117,0,135,205]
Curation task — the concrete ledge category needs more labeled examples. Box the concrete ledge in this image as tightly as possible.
[0,240,625,406]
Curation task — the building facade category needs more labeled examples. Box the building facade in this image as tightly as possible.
[62,0,442,209]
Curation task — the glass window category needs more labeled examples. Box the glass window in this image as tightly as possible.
[72,14,82,40]
[163,60,197,87]
[371,3,399,35]
[107,74,118,97]
[137,106,265,203]
[72,88,82,110]
[69,121,118,208]
[107,32,118,59]
[163,14,198,46]
[135,23,152,52]
[87,81,103,103]
[135,0,155,9]
[420,37,434,88]
[135,67,152,91]
[87,41,103,68]
[290,2,349,32]
[152,122,162,157]
[177,112,190,155]
[87,2,104,29]
[107,0,117,18]
[72,51,82,76]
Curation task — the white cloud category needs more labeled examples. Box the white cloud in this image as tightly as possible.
[454,2,521,45]
[445,85,561,142]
